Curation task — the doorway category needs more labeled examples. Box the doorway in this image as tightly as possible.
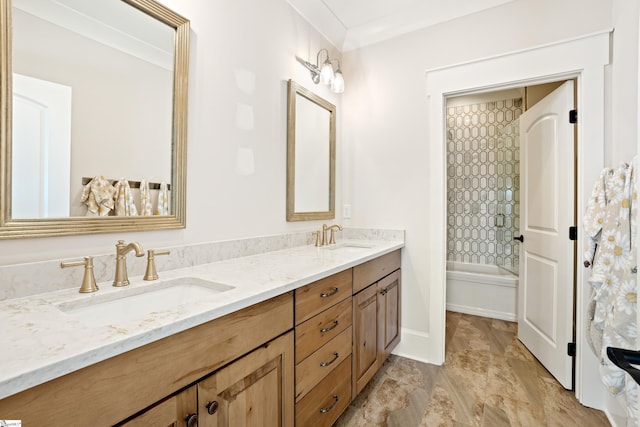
[425,29,609,409]
[444,80,578,391]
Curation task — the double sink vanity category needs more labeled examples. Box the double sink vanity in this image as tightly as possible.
[0,232,403,426]
[0,0,403,424]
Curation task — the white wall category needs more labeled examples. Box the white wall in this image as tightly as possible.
[341,0,622,364]
[609,0,640,165]
[341,0,640,416]
[0,0,342,266]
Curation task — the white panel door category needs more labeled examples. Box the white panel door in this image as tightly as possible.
[12,73,72,218]
[518,80,575,389]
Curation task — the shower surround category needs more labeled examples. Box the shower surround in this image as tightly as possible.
[446,98,522,273]
[445,97,522,320]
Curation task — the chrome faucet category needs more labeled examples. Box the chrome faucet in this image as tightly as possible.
[113,240,145,287]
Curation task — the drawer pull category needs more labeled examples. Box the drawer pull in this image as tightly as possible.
[320,352,339,367]
[320,319,339,333]
[320,287,339,298]
[319,394,339,414]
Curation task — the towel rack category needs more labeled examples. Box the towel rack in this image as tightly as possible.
[82,177,170,191]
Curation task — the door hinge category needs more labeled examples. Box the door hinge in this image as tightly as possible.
[568,342,576,357]
[569,109,578,124]
[569,226,578,241]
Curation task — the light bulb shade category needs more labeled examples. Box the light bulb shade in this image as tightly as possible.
[320,60,334,85]
[331,70,344,93]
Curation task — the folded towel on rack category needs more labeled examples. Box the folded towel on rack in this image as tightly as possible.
[80,176,116,216]
[114,178,138,216]
[140,179,153,216]
[156,181,169,215]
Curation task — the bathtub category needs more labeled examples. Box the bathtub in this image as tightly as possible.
[446,261,519,321]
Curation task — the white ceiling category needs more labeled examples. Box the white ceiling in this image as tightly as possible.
[287,0,514,51]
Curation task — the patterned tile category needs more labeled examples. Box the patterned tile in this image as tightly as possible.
[446,99,522,272]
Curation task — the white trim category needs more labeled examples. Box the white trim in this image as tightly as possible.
[426,31,610,409]
[446,303,517,322]
[392,327,434,364]
[424,29,613,75]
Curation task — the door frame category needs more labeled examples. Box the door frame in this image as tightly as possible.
[425,30,610,409]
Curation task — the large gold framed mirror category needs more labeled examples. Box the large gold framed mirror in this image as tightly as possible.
[286,80,336,221]
[0,0,189,239]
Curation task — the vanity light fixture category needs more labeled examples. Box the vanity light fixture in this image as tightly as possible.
[295,49,345,93]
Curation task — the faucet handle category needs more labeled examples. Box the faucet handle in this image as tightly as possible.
[312,231,322,247]
[328,224,343,244]
[61,256,99,293]
[144,249,171,281]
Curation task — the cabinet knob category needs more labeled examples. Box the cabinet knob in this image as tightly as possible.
[185,413,198,427]
[206,400,219,415]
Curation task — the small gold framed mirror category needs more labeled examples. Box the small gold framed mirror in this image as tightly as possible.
[286,80,336,221]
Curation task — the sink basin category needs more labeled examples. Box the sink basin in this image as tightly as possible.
[57,277,234,327]
[322,242,374,253]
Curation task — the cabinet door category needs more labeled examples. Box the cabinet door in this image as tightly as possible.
[378,269,401,359]
[198,331,294,427]
[119,386,197,427]
[352,284,379,396]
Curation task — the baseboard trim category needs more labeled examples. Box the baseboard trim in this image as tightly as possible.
[446,303,517,322]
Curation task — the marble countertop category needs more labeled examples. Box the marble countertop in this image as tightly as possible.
[0,239,403,400]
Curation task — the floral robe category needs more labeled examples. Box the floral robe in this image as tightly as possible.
[584,158,637,425]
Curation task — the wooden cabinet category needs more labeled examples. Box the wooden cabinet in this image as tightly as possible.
[0,249,401,427]
[295,356,352,427]
[0,293,293,427]
[294,269,353,425]
[352,250,401,397]
[197,332,294,427]
[119,387,197,427]
[379,269,401,359]
[353,283,379,394]
[121,332,294,427]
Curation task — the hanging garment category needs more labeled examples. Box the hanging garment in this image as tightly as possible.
[113,179,138,216]
[156,181,169,215]
[583,157,637,425]
[140,180,153,216]
[80,176,116,216]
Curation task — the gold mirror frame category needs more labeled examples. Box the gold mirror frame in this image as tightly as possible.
[0,0,189,239]
[286,80,336,221]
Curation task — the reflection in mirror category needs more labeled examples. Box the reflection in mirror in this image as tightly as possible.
[0,0,190,238]
[286,80,335,221]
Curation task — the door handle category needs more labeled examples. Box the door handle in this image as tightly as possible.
[514,235,524,243]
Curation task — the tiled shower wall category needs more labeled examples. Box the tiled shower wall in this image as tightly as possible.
[446,98,522,272]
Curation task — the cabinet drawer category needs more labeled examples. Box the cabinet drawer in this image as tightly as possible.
[295,355,352,427]
[295,297,352,364]
[295,326,352,402]
[353,249,400,293]
[295,269,352,325]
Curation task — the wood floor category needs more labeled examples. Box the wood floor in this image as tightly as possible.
[334,311,610,427]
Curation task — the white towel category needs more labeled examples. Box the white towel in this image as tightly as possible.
[80,176,115,216]
[113,179,138,216]
[156,181,169,215]
[140,180,153,216]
